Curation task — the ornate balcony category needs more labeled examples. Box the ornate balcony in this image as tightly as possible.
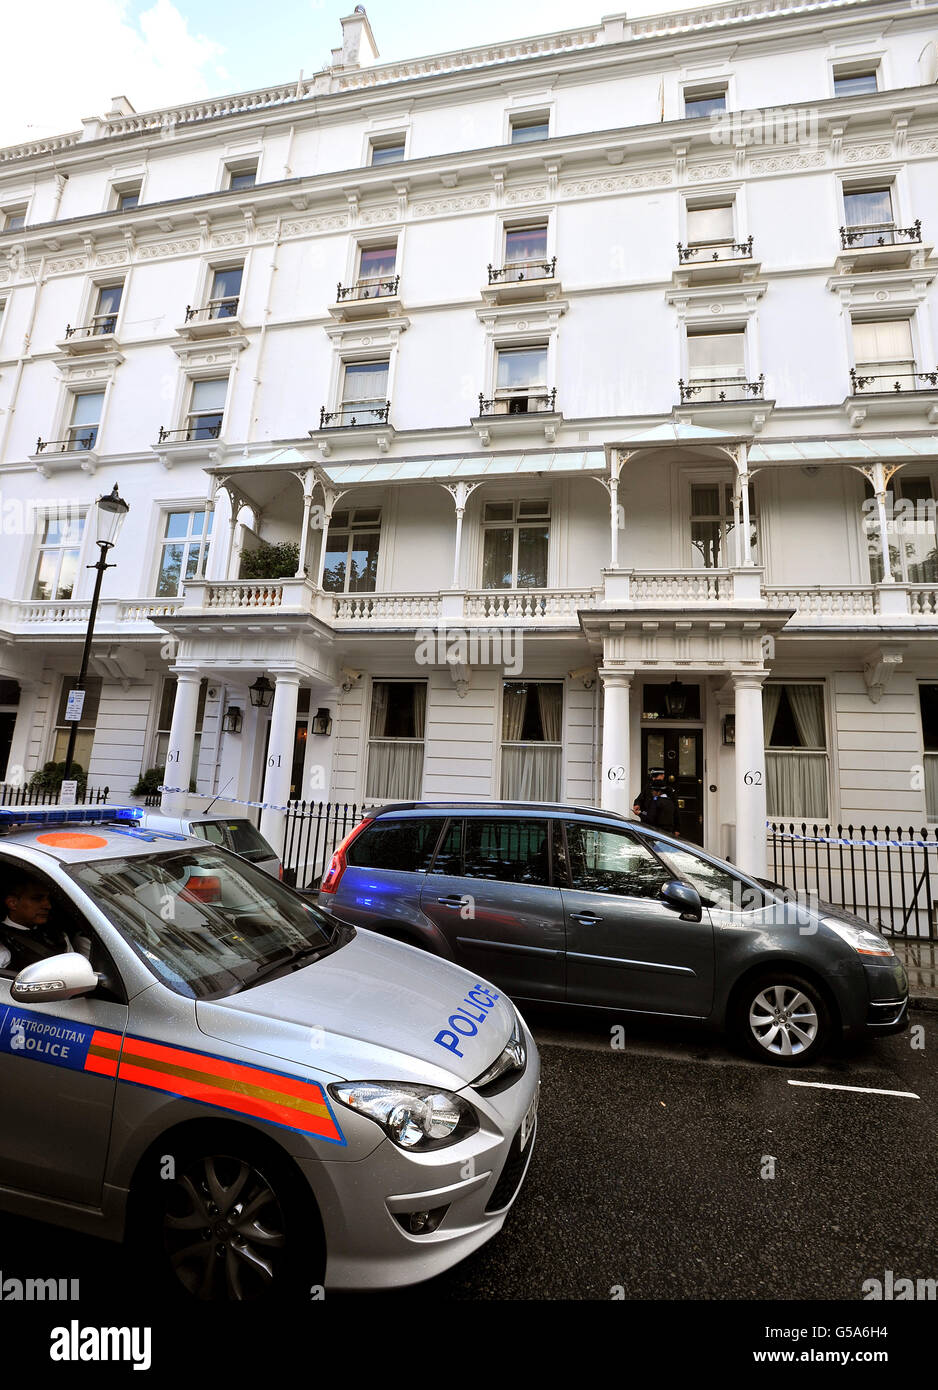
[473,388,560,445]
[330,276,402,320]
[481,258,561,304]
[56,315,121,355]
[157,424,222,443]
[839,221,921,250]
[318,402,390,429]
[308,401,394,456]
[177,297,243,338]
[678,375,764,404]
[835,219,928,272]
[850,366,938,394]
[673,237,759,285]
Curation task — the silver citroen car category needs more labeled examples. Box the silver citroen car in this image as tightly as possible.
[0,806,539,1299]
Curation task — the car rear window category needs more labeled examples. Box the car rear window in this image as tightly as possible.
[191,820,276,863]
[444,817,551,886]
[345,818,443,872]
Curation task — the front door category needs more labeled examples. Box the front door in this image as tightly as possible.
[642,728,704,843]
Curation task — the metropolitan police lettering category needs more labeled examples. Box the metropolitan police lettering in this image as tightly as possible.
[434,983,501,1058]
[0,1006,94,1071]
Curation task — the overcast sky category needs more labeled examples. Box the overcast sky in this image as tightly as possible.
[0,0,689,149]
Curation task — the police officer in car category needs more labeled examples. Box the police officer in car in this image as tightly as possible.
[0,875,90,972]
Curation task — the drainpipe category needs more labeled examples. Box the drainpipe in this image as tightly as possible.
[246,215,283,444]
[0,254,46,464]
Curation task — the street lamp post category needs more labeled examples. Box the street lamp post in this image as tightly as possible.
[62,485,130,785]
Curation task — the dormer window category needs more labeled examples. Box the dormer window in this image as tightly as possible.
[226,162,257,191]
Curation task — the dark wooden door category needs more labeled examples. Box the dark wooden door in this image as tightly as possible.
[641,728,704,843]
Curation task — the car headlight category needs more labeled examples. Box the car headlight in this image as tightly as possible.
[822,917,895,958]
[472,1014,526,1090]
[329,1081,477,1150]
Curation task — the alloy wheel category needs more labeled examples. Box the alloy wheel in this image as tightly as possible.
[162,1153,287,1300]
[748,983,819,1058]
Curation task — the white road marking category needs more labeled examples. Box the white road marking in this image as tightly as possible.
[787,1080,920,1099]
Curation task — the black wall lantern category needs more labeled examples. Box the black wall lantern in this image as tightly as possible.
[664,679,688,718]
[722,713,736,746]
[249,675,274,709]
[311,706,333,736]
[222,705,243,734]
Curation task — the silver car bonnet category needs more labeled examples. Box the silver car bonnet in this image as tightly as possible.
[195,929,516,1089]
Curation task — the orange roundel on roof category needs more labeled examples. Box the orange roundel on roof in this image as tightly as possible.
[36,831,110,849]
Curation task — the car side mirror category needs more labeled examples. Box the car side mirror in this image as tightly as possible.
[10,952,98,1004]
[659,879,702,921]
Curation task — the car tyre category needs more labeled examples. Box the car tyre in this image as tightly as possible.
[733,971,831,1066]
[132,1132,325,1301]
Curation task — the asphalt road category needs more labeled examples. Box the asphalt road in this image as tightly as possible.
[0,1009,934,1305]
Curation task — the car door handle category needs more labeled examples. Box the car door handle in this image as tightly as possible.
[437,896,464,907]
[570,911,602,925]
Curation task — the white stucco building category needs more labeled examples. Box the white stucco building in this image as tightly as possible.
[3,0,938,874]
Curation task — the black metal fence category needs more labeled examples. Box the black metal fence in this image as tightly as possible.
[767,822,938,939]
[282,800,368,891]
[0,783,110,807]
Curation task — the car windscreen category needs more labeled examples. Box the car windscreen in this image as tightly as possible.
[645,836,769,912]
[69,846,342,1000]
[191,819,277,863]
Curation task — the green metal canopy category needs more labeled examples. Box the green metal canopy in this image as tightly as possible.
[749,436,938,463]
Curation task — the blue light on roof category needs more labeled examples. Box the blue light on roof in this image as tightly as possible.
[0,805,143,829]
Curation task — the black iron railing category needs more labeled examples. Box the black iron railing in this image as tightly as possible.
[677,236,753,263]
[336,275,399,302]
[184,298,240,323]
[157,423,223,443]
[839,220,922,249]
[63,315,118,339]
[768,821,938,939]
[282,800,369,890]
[478,389,557,416]
[0,783,110,807]
[678,375,764,403]
[487,258,557,284]
[35,432,97,453]
[850,367,938,394]
[318,402,391,429]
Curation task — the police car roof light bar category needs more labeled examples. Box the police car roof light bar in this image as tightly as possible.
[0,805,144,828]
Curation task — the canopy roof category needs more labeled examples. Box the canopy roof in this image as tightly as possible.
[750,435,938,463]
[212,446,607,486]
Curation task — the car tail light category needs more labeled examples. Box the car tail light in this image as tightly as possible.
[319,817,374,895]
[278,864,283,880]
[181,874,221,904]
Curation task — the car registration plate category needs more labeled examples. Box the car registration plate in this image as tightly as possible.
[520,1084,539,1151]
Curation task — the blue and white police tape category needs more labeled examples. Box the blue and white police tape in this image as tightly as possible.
[766,824,934,850]
[157,785,294,813]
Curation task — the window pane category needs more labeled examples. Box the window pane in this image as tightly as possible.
[510,120,549,144]
[165,512,192,540]
[321,536,348,593]
[852,319,913,362]
[347,532,379,592]
[566,825,670,898]
[119,191,139,210]
[370,681,425,739]
[685,92,726,117]
[191,378,228,411]
[211,266,243,302]
[229,170,256,190]
[157,545,184,596]
[185,547,201,579]
[71,391,105,425]
[359,246,397,279]
[57,550,79,599]
[482,527,513,589]
[691,485,722,516]
[496,347,547,389]
[343,361,389,402]
[505,227,548,262]
[462,818,550,884]
[835,71,877,95]
[687,333,745,371]
[687,205,734,242]
[346,819,441,872]
[843,188,892,226]
[371,142,404,165]
[32,550,57,601]
[483,502,513,522]
[96,284,123,316]
[516,526,548,587]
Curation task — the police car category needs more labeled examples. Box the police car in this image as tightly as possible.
[0,805,539,1299]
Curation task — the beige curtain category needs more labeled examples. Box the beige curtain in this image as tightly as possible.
[502,684,527,741]
[537,683,563,742]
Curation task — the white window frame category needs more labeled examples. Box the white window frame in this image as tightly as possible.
[223,158,259,192]
[484,334,556,415]
[364,678,427,803]
[683,323,751,401]
[480,497,551,590]
[829,53,885,97]
[203,261,245,320]
[917,681,938,821]
[498,679,564,802]
[30,507,90,602]
[494,215,555,281]
[109,178,144,212]
[182,373,230,441]
[506,108,552,146]
[366,132,408,168]
[320,506,383,595]
[153,505,216,598]
[76,278,125,338]
[764,680,831,821]
[338,357,391,424]
[850,312,919,391]
[681,80,730,119]
[1,204,28,231]
[349,237,400,296]
[687,473,757,570]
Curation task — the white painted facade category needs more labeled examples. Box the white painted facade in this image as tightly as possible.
[2,0,938,873]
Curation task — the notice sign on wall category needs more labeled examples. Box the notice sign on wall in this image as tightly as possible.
[64,690,85,722]
[59,781,78,807]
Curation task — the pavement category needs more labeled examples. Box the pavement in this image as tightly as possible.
[891,939,938,1010]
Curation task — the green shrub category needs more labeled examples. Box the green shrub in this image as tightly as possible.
[29,761,87,793]
[240,541,301,580]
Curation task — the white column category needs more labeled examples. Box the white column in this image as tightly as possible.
[609,472,620,568]
[161,671,202,815]
[259,673,301,854]
[731,485,742,568]
[295,479,314,579]
[872,463,895,583]
[733,672,767,877]
[599,670,633,815]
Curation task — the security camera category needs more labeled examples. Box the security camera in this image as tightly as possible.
[568,665,597,689]
[340,667,363,693]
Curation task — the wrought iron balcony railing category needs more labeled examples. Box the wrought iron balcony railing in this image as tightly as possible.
[35,432,97,453]
[157,423,223,443]
[850,366,938,394]
[839,220,922,249]
[335,275,400,302]
[318,402,391,429]
[183,297,240,323]
[478,388,557,416]
[678,375,765,403]
[487,258,557,284]
[677,236,753,263]
[63,314,118,340]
